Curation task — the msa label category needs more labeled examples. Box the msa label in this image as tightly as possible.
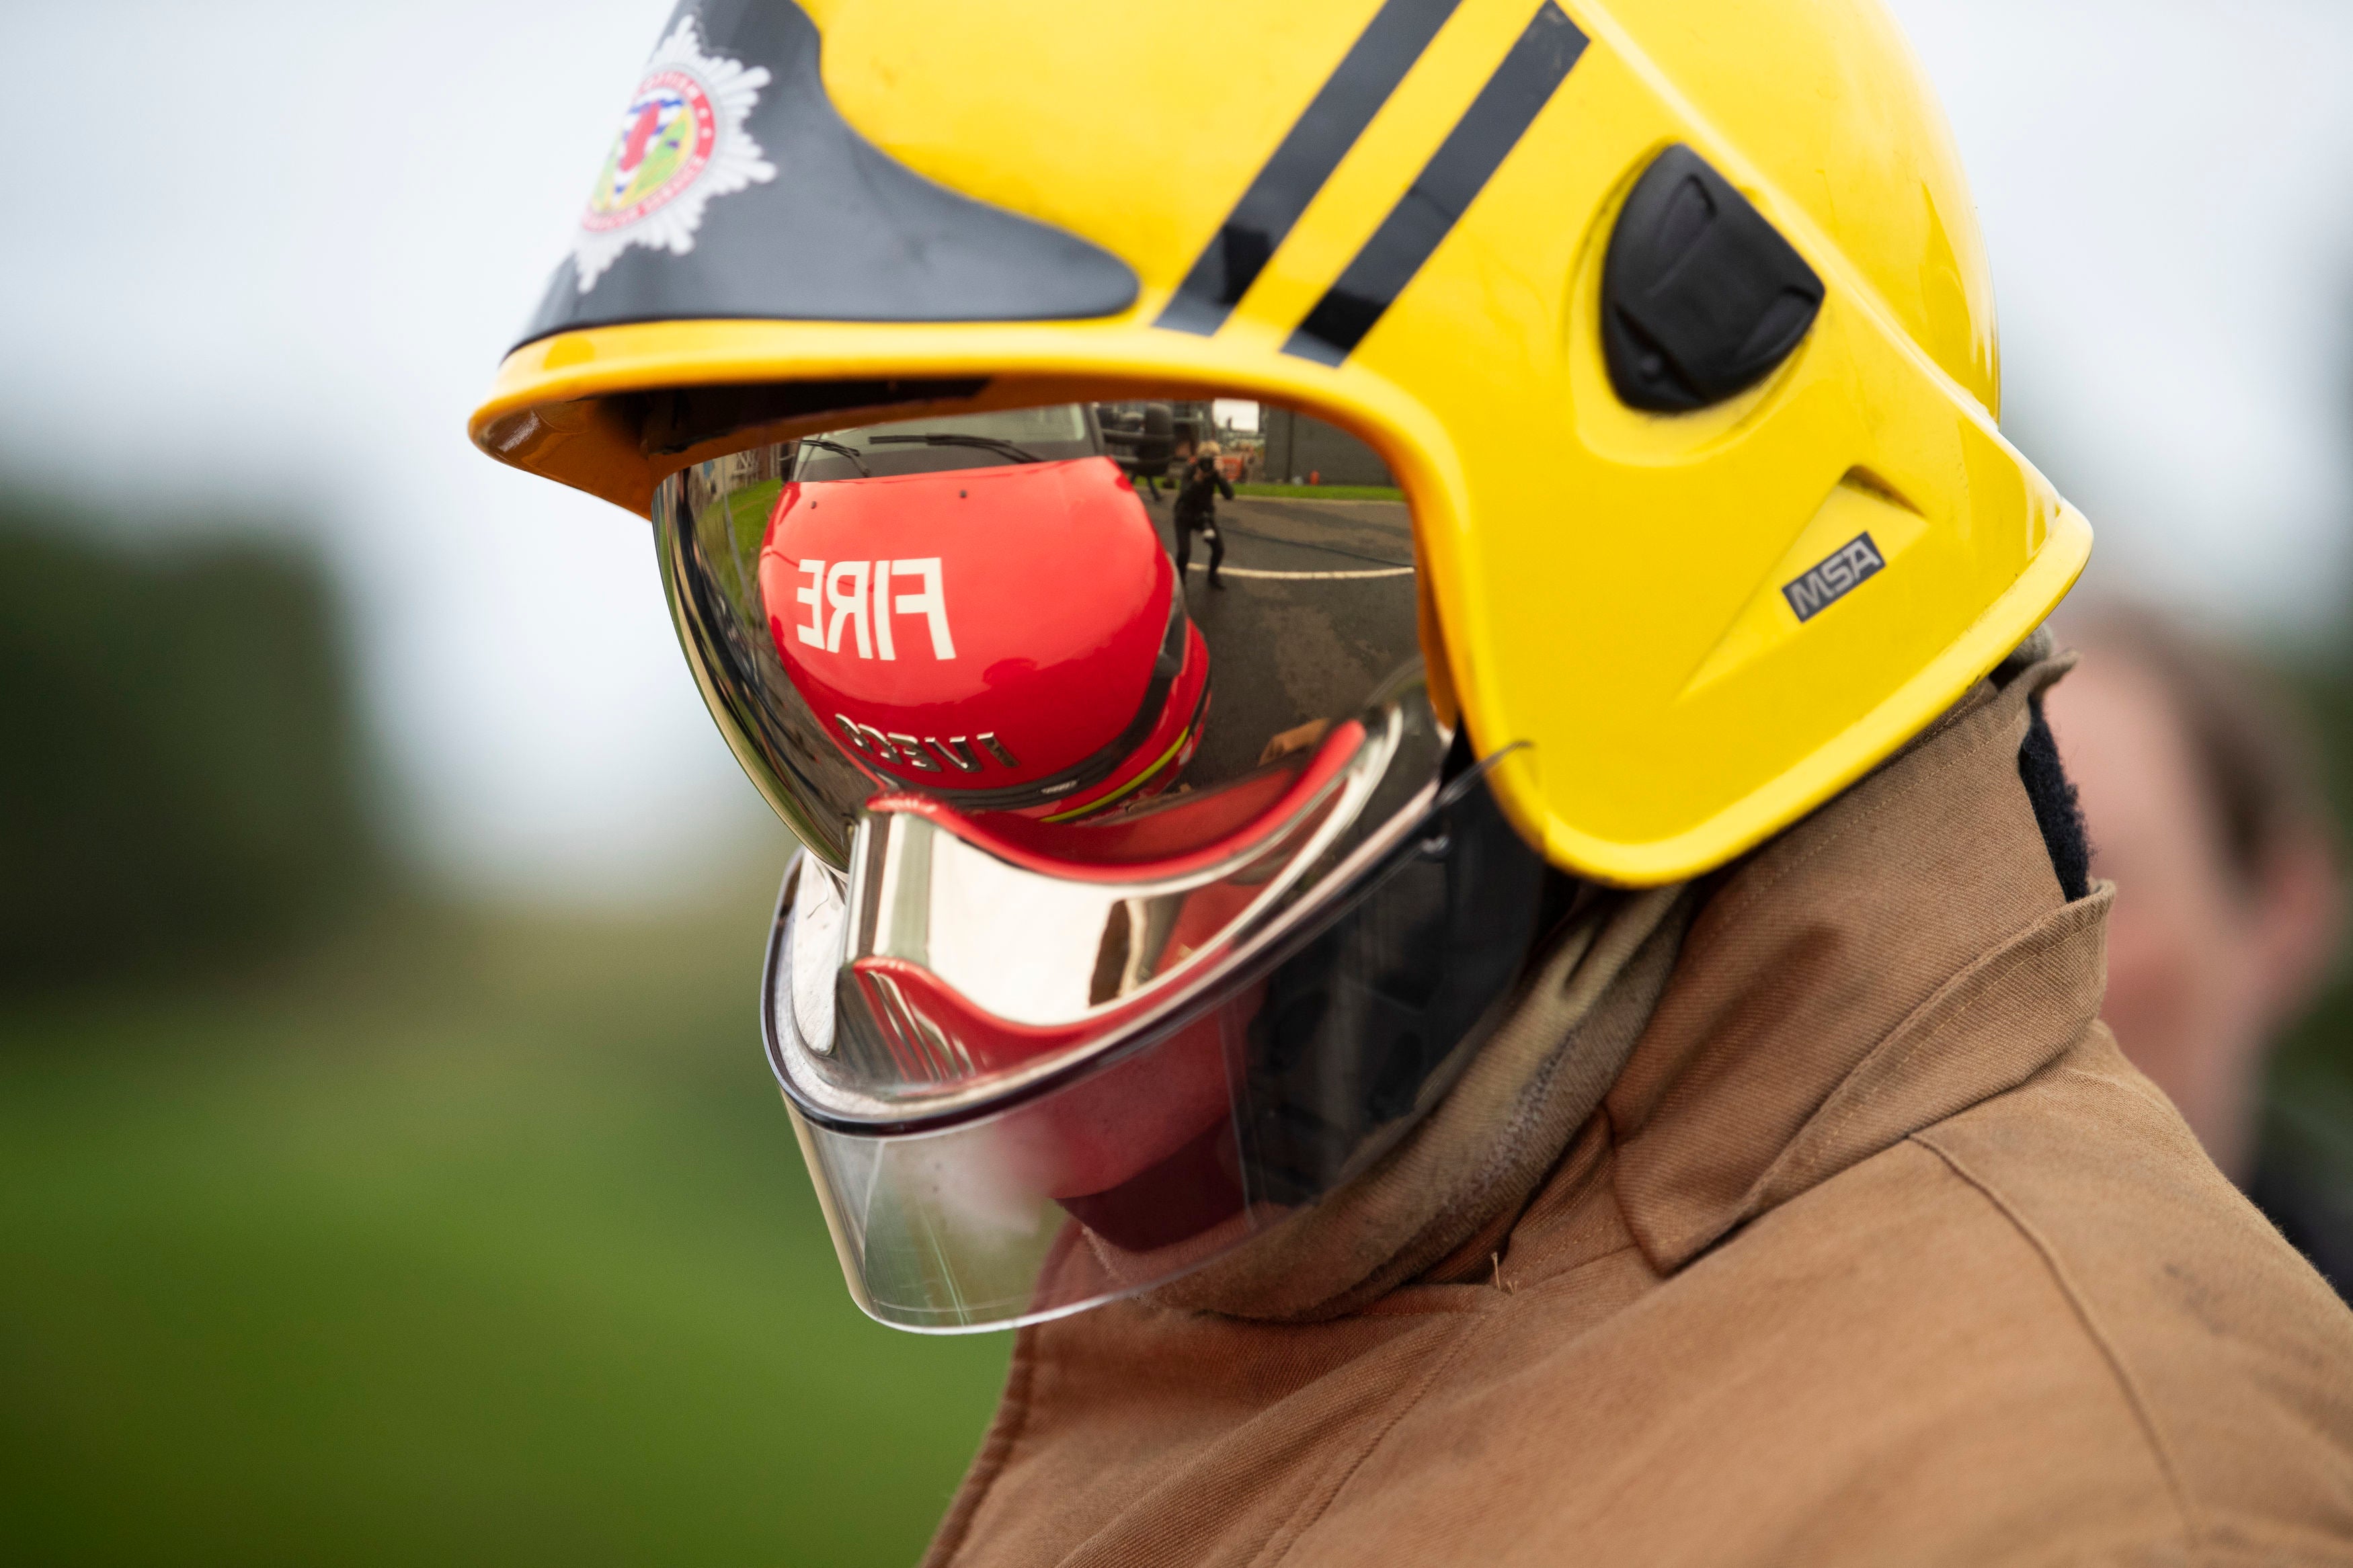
[1782,534,1886,622]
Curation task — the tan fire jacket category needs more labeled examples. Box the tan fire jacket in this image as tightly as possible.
[922,661,2353,1567]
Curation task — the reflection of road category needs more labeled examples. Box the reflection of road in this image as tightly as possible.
[1154,497,1421,787]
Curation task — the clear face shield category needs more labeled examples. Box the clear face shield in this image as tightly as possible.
[652,393,1553,1331]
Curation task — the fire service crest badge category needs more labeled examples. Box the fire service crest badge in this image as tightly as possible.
[572,14,775,291]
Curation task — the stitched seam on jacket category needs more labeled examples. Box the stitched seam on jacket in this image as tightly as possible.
[1911,1130,2202,1558]
[1257,1312,1486,1568]
[1645,906,2100,1276]
[1505,1236,1649,1296]
[921,1327,1042,1568]
[1365,1235,1649,1317]
[1796,925,2034,1160]
[1790,901,2097,1186]
[2057,1059,2179,1120]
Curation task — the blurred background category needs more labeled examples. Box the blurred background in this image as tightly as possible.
[5,0,2353,1561]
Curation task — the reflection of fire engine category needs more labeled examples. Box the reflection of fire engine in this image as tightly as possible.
[759,446,1210,822]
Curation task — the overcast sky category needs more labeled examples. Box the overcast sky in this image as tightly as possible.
[3,1,2349,899]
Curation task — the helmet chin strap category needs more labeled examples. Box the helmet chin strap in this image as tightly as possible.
[1152,880,1694,1324]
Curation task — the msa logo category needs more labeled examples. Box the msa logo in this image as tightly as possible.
[834,716,1019,777]
[1782,534,1886,623]
[793,559,954,659]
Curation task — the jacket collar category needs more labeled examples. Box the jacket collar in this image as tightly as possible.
[1599,659,2112,1273]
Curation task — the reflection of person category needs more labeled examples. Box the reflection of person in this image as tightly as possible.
[1172,441,1233,589]
[2044,608,2350,1295]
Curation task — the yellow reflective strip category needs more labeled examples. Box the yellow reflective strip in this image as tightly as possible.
[1040,723,1193,823]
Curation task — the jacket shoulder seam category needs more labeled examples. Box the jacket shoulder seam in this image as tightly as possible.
[1258,1312,1487,1568]
[1790,920,2090,1183]
[1910,1128,2201,1555]
[2053,1057,2180,1120]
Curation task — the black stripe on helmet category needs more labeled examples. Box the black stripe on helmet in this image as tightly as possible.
[1154,0,1466,337]
[1283,1,1587,366]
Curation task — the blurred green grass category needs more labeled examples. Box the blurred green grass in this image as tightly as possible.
[1229,482,1403,502]
[0,876,1008,1567]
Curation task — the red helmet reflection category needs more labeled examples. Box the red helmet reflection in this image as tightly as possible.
[758,455,1209,821]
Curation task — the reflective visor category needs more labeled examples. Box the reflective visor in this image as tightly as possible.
[653,397,1552,1330]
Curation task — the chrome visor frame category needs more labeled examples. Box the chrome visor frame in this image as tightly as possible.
[764,721,1550,1331]
[766,666,1464,1132]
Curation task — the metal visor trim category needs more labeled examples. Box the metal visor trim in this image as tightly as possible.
[764,671,1460,1134]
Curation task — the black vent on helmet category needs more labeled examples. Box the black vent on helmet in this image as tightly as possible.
[1601,145,1824,412]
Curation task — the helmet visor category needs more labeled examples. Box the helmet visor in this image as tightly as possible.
[651,393,1553,1329]
[654,397,1425,866]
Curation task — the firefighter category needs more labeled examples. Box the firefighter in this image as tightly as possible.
[473,2,2353,1561]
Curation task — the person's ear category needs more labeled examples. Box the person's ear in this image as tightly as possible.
[2251,829,2344,1031]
